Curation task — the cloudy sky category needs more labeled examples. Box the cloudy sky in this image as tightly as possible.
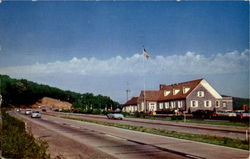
[0,1,249,103]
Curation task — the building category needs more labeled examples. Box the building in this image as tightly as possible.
[124,79,233,114]
[123,96,138,113]
[137,90,160,112]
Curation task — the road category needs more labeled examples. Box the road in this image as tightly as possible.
[50,112,249,140]
[11,111,249,159]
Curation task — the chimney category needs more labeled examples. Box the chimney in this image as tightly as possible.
[159,84,166,90]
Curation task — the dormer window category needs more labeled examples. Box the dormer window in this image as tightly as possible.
[183,87,190,94]
[173,89,180,95]
[164,90,170,96]
[197,91,204,97]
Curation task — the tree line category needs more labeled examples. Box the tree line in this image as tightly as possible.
[0,74,120,110]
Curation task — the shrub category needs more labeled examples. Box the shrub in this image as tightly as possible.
[92,109,101,115]
[171,115,184,120]
[122,112,130,117]
[192,110,214,119]
[1,109,50,159]
[155,109,174,114]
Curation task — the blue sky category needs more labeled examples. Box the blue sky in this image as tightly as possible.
[0,1,249,103]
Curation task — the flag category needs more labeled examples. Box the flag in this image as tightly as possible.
[143,48,150,59]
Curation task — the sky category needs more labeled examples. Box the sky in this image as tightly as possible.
[0,1,249,103]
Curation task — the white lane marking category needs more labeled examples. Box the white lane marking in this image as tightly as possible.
[105,134,127,141]
[185,154,204,159]
[69,125,80,129]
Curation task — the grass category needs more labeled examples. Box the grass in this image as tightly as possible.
[0,108,50,159]
[140,116,249,127]
[62,116,249,150]
[179,119,249,127]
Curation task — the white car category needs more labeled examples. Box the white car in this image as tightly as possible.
[31,111,42,118]
[25,109,32,115]
[107,113,124,120]
[242,113,250,117]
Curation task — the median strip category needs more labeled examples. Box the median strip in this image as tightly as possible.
[61,116,249,150]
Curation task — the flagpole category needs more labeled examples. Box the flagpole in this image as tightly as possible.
[143,47,146,113]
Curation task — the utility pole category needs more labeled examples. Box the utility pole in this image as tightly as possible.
[126,89,131,101]
[126,81,131,102]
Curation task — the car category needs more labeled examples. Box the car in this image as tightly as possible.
[107,113,124,120]
[41,108,46,112]
[242,112,250,118]
[25,109,32,115]
[31,111,42,118]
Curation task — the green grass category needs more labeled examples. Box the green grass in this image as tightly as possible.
[139,116,249,127]
[62,116,249,150]
[0,109,50,159]
[179,119,249,127]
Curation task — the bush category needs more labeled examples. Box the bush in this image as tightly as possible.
[122,112,130,117]
[133,111,151,118]
[1,109,50,159]
[92,109,101,115]
[60,109,71,113]
[192,110,214,119]
[171,115,184,120]
[155,109,174,114]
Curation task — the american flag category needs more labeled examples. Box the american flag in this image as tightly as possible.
[143,48,150,59]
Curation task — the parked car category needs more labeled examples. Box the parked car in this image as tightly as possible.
[31,111,42,118]
[242,112,250,118]
[107,113,124,120]
[25,109,32,115]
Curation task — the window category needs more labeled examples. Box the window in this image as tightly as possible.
[165,102,169,109]
[204,100,212,107]
[164,90,170,96]
[222,102,227,107]
[191,100,198,107]
[173,89,180,95]
[178,101,183,108]
[215,101,220,107]
[159,103,163,109]
[183,87,190,94]
[197,91,204,97]
[171,101,175,108]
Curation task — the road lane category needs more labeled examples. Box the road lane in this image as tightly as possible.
[50,112,249,140]
[11,112,189,159]
[11,111,249,159]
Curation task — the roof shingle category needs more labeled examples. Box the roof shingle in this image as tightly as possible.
[123,96,138,106]
[138,79,203,102]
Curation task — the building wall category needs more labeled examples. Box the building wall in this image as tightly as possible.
[221,97,233,111]
[186,84,216,112]
[123,105,138,113]
[137,93,144,112]
[157,100,186,112]
[148,102,157,112]
[186,84,232,112]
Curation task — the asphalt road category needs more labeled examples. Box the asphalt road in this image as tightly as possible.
[51,112,249,140]
[12,112,189,159]
[11,111,249,159]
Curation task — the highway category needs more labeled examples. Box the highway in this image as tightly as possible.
[50,112,249,140]
[11,111,249,159]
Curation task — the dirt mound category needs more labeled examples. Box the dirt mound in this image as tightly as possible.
[32,97,72,109]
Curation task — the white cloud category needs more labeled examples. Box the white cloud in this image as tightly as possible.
[0,50,249,102]
[0,50,249,78]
